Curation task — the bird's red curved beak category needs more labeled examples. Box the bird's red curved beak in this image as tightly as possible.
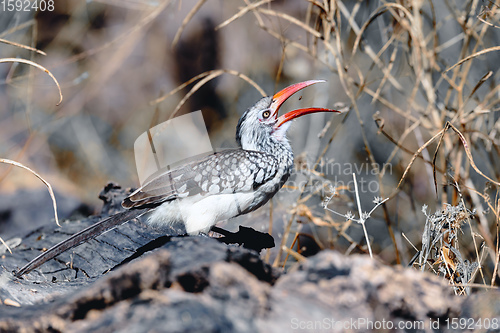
[270,80,340,129]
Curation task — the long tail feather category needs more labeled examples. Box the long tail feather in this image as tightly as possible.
[15,208,150,277]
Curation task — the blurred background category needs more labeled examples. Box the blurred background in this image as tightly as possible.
[1,0,499,290]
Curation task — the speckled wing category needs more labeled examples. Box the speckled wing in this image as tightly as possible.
[122,149,279,209]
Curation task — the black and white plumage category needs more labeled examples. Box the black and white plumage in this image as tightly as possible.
[124,149,289,235]
[15,80,338,277]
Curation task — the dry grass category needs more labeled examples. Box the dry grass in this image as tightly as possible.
[218,0,500,290]
[0,0,499,292]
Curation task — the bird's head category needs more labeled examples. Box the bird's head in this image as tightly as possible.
[236,80,339,152]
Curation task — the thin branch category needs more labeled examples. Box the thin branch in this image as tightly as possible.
[0,158,60,227]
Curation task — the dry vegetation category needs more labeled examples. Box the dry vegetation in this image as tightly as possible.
[0,0,499,294]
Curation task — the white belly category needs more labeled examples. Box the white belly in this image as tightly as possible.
[146,192,256,234]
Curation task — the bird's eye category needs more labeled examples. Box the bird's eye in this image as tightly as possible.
[262,110,271,119]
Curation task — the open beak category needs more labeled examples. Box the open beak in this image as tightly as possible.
[270,80,340,129]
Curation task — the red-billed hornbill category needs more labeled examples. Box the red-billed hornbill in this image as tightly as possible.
[15,80,338,277]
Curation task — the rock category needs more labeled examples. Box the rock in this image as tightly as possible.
[0,188,92,239]
[0,184,166,304]
[264,252,462,332]
[0,236,278,332]
[0,184,497,332]
[1,237,469,332]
